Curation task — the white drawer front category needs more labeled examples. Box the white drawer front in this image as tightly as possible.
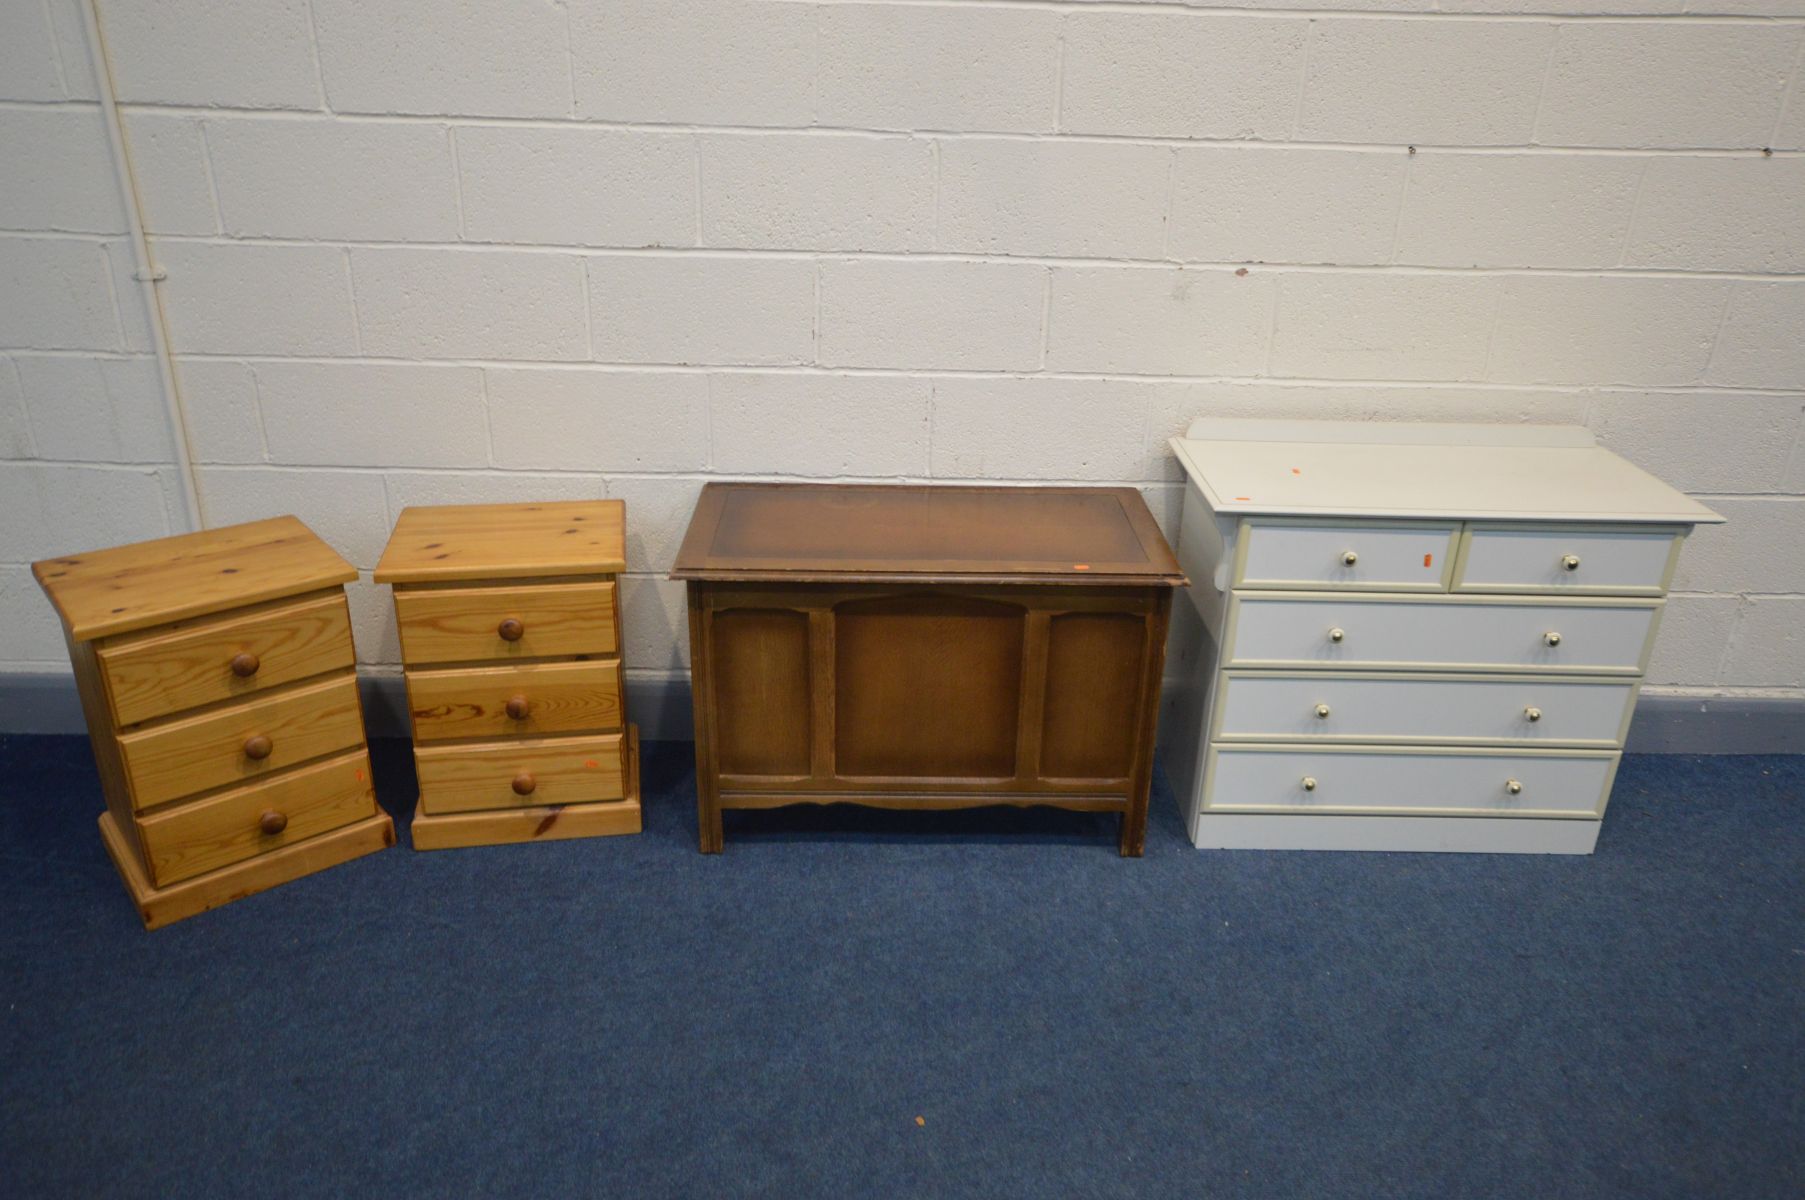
[1214,673,1636,746]
[1226,594,1659,674]
[1238,522,1455,591]
[1204,745,1616,817]
[1454,525,1679,596]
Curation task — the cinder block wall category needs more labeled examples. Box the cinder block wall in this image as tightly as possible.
[3,0,1802,708]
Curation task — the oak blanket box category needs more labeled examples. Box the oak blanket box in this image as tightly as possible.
[673,483,1186,855]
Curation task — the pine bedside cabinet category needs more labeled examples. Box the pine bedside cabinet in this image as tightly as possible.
[1161,419,1724,855]
[374,500,641,850]
[33,517,395,929]
[673,483,1187,855]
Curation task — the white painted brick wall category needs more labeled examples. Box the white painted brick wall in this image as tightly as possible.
[456,127,696,248]
[588,255,816,365]
[2,0,1802,708]
[816,4,1062,134]
[700,134,936,252]
[205,118,461,243]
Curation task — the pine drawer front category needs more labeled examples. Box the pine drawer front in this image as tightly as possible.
[1225,593,1660,675]
[1453,525,1681,596]
[393,581,618,665]
[1212,672,1638,748]
[137,749,377,887]
[116,674,366,810]
[407,658,625,742]
[415,733,627,814]
[1237,521,1456,592]
[1203,745,1616,818]
[99,593,356,726]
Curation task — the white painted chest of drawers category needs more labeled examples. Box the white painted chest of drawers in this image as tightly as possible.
[1161,419,1722,855]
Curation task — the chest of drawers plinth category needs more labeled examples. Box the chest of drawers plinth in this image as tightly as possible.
[1163,419,1723,855]
[33,517,394,929]
[375,500,640,850]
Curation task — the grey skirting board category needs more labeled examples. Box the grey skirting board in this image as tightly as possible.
[0,671,1799,755]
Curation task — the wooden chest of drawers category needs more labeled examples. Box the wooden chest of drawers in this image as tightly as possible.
[1162,419,1723,855]
[673,483,1186,854]
[33,517,395,928]
[375,500,640,850]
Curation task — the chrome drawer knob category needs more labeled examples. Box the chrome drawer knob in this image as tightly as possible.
[1544,631,1561,647]
[1342,550,1358,566]
[1328,627,1345,643]
[1561,554,1581,572]
[1314,703,1331,719]
[1506,779,1523,796]
[1524,706,1542,722]
[1301,776,1317,792]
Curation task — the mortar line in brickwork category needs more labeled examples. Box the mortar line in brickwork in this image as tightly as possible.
[767,0,1801,26]
[139,354,1805,398]
[1526,21,1563,148]
[1614,159,1655,269]
[124,234,1805,282]
[88,103,1805,158]
[299,0,329,111]
[1773,35,1805,150]
[39,0,74,98]
[447,127,468,240]
[1699,287,1742,384]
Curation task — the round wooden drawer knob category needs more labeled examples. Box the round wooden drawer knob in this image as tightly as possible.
[1524,706,1542,723]
[1301,776,1318,792]
[243,733,273,760]
[1342,550,1358,566]
[1506,779,1523,796]
[1314,704,1331,719]
[1562,554,1581,572]
[230,652,261,678]
[497,617,525,642]
[1328,627,1346,643]
[505,694,531,720]
[511,772,537,796]
[1544,631,1562,647]
[258,809,288,835]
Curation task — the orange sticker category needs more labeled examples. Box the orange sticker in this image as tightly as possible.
[1291,468,1301,475]
[1424,554,1433,567]
[584,759,600,768]
[1234,496,1252,502]
[1072,563,1091,571]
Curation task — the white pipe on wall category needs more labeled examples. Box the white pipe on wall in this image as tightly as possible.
[78,0,205,532]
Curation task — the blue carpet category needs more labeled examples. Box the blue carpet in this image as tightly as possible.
[0,735,1800,1199]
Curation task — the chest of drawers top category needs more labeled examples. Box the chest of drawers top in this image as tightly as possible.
[35,514,357,643]
[1172,419,1722,529]
[373,498,626,585]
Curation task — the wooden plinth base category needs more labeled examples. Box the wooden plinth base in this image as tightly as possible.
[99,807,396,931]
[410,726,642,850]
